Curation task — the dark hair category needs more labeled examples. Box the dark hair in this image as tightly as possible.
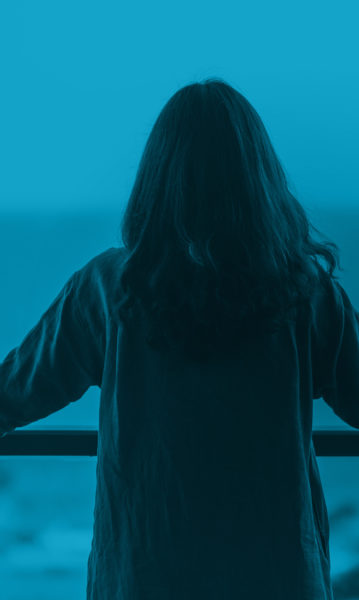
[115,77,343,362]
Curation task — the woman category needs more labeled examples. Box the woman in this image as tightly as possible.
[0,77,357,599]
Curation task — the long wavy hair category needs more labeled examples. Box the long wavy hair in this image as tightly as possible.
[115,77,343,362]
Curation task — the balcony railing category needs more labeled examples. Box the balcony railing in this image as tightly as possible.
[0,427,358,456]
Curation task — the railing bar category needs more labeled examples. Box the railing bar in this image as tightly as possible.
[0,429,358,456]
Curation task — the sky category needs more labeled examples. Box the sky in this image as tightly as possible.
[0,0,358,215]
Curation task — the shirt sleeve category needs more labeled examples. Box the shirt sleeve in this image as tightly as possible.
[312,278,359,429]
[0,269,102,439]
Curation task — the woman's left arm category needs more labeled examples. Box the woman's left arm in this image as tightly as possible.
[0,270,101,438]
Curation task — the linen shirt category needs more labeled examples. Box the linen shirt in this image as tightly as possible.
[1,246,359,599]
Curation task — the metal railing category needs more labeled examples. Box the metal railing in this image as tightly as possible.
[0,427,358,456]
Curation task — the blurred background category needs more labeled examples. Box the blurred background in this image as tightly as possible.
[0,0,358,598]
